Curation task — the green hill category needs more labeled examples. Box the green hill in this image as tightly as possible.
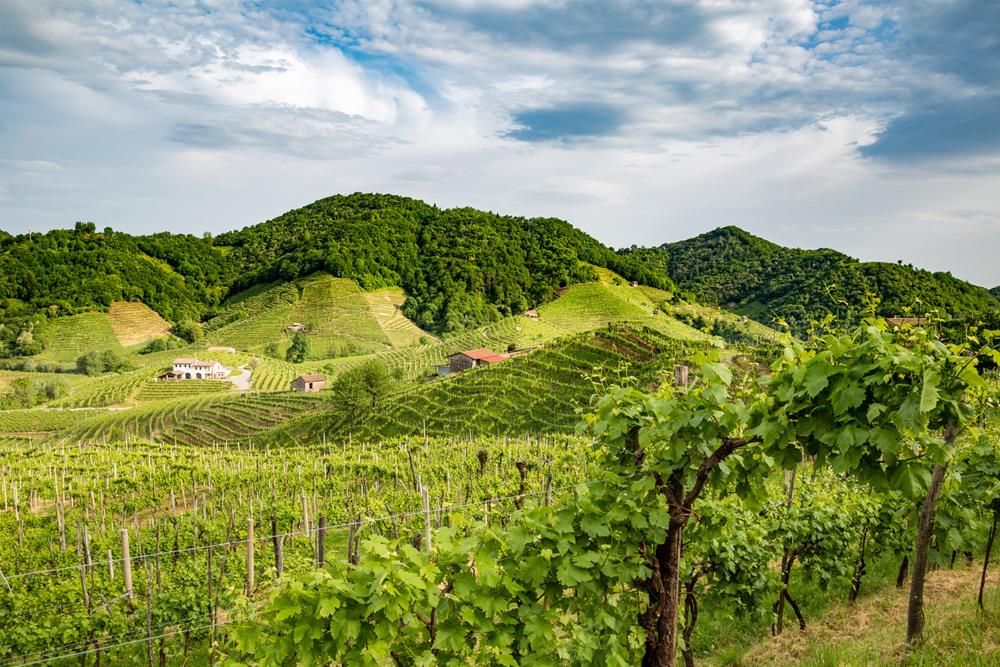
[1,194,676,360]
[203,272,412,359]
[215,193,675,334]
[622,226,999,334]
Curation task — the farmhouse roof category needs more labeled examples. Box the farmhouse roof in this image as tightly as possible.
[295,373,326,383]
[448,348,497,361]
[480,354,509,364]
[173,358,218,368]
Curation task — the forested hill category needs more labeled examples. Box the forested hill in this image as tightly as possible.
[621,226,999,334]
[992,287,1000,298]
[0,194,674,355]
[214,193,673,332]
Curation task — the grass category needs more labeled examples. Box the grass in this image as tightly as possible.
[34,312,127,363]
[289,274,391,357]
[536,268,712,342]
[108,301,172,347]
[698,556,1000,666]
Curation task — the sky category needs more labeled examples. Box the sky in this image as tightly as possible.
[1,1,999,287]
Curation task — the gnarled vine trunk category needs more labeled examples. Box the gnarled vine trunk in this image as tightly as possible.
[906,457,950,646]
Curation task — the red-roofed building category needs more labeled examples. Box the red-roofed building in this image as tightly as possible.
[446,348,508,373]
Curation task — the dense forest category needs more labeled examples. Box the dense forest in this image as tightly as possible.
[622,226,1000,334]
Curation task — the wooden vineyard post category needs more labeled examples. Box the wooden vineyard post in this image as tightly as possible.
[145,564,154,667]
[271,516,283,579]
[246,515,255,596]
[122,528,134,602]
[316,517,327,568]
[674,364,689,389]
[422,485,432,554]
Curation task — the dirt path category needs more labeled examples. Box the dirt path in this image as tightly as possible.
[227,365,251,391]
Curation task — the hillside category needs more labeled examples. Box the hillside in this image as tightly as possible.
[0,194,677,359]
[215,193,676,333]
[622,226,999,334]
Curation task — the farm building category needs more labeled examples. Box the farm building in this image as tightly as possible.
[164,359,226,380]
[285,322,308,333]
[291,374,326,392]
[523,309,539,320]
[446,349,510,373]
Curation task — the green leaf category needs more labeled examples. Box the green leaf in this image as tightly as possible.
[919,368,940,413]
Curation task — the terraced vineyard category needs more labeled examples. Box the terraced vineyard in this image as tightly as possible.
[133,378,233,401]
[203,280,300,352]
[61,391,332,446]
[363,287,436,347]
[537,270,710,341]
[0,407,109,435]
[107,301,172,346]
[272,325,708,445]
[203,273,412,359]
[47,367,156,407]
[289,274,390,358]
[320,315,567,381]
[34,312,127,362]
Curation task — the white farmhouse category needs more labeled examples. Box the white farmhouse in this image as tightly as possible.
[168,358,226,380]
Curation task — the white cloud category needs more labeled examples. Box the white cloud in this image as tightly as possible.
[0,0,999,288]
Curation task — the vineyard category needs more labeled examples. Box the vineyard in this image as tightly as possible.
[0,434,590,664]
[279,325,713,445]
[57,392,333,447]
[202,274,418,360]
[35,313,127,363]
[363,287,437,348]
[107,302,172,348]
[223,321,1000,665]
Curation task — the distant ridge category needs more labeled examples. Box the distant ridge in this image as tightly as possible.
[621,226,999,334]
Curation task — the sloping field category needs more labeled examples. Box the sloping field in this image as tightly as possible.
[203,281,299,352]
[204,273,405,359]
[108,301,172,346]
[35,312,126,363]
[0,408,111,434]
[289,274,390,358]
[270,325,708,445]
[537,280,710,342]
[60,391,332,446]
[319,315,567,381]
[133,379,232,401]
[363,287,437,347]
[47,367,156,407]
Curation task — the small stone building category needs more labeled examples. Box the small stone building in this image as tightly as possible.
[447,349,509,373]
[291,373,326,392]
